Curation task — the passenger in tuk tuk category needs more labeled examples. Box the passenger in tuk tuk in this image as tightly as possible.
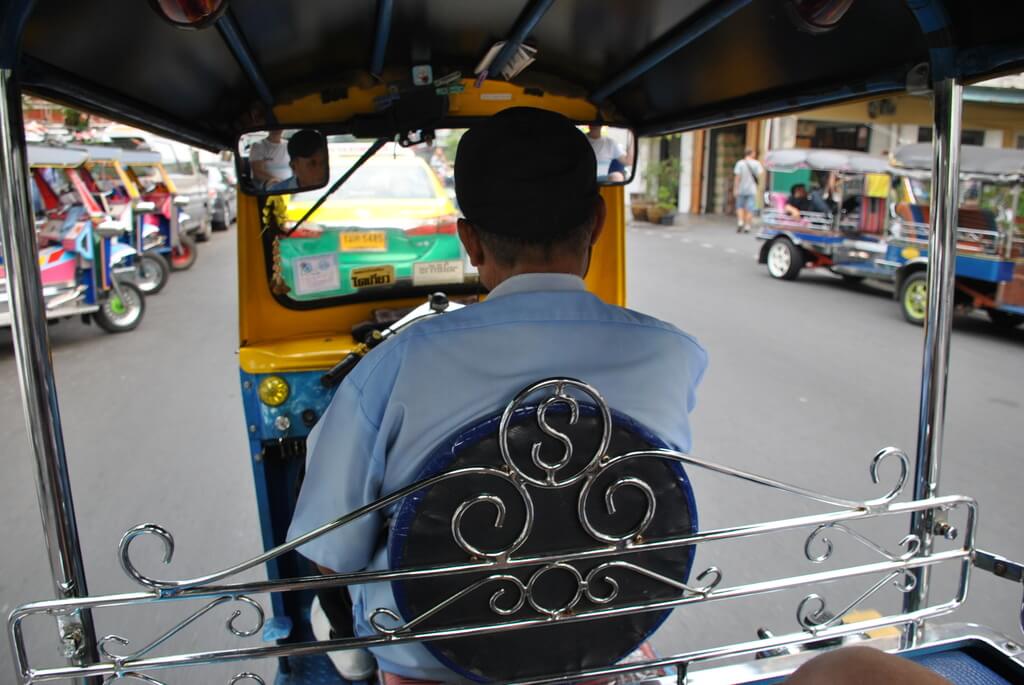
[587,124,630,182]
[784,183,812,217]
[286,107,708,682]
[249,128,292,187]
[269,129,329,192]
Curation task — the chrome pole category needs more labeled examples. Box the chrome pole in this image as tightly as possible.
[903,77,963,643]
[0,70,98,680]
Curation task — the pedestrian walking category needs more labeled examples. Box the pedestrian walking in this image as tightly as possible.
[733,148,763,233]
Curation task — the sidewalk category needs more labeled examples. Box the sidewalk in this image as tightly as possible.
[628,212,740,232]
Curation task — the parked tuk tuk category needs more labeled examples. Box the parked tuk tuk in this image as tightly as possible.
[3,2,1024,685]
[0,144,145,333]
[106,146,201,271]
[756,148,893,282]
[79,145,172,295]
[888,144,1024,327]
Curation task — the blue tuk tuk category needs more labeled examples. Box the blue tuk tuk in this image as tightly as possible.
[887,144,1024,326]
[756,148,893,282]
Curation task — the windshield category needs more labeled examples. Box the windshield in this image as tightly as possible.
[263,132,474,307]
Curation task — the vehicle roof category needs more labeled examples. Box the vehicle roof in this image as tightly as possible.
[26,144,87,167]
[891,143,1024,180]
[765,148,891,174]
[9,1,1024,150]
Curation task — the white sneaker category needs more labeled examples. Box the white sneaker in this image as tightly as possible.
[310,595,378,681]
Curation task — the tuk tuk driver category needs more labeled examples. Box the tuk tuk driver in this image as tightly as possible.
[287,107,709,682]
[268,129,328,192]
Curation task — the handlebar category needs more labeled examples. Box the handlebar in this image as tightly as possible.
[320,348,365,387]
[320,292,465,388]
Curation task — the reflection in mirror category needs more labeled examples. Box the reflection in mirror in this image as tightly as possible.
[238,129,330,196]
[582,125,635,185]
[258,124,635,307]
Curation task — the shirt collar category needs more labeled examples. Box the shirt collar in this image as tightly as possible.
[486,272,587,299]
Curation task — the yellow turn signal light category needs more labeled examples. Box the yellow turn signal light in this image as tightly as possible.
[258,376,290,407]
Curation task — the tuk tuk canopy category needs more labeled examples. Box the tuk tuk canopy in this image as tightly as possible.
[7,0,1024,151]
[764,148,892,175]
[26,144,87,168]
[891,143,1024,182]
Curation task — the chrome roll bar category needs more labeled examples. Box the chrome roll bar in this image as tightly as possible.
[0,70,98,681]
[904,76,964,643]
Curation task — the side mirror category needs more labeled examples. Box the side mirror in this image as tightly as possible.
[236,128,330,196]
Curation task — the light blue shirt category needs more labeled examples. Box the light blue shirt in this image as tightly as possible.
[288,273,708,680]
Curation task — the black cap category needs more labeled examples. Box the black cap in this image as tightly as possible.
[455,107,598,240]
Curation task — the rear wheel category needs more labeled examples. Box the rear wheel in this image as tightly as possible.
[766,239,803,280]
[94,281,145,333]
[170,233,197,271]
[136,253,170,295]
[899,271,928,325]
[987,309,1024,330]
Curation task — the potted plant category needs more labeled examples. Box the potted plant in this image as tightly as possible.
[645,156,680,224]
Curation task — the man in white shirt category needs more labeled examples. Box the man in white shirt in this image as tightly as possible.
[249,129,291,187]
[733,148,764,233]
[587,125,631,182]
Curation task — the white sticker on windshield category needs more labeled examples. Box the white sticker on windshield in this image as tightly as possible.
[413,259,464,286]
[293,253,340,295]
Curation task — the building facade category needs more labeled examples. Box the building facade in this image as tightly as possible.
[638,77,1024,217]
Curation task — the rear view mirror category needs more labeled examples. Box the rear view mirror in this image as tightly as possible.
[237,128,330,196]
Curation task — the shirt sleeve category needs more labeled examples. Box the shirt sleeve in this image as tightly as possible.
[733,160,742,176]
[249,142,268,162]
[611,140,626,159]
[287,380,387,573]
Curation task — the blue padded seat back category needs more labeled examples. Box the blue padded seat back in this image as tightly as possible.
[388,404,698,683]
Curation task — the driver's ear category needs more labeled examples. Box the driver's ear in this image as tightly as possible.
[457,219,485,267]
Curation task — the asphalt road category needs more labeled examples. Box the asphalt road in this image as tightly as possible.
[1,216,1021,682]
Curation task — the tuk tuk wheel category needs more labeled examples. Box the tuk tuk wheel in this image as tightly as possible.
[766,238,802,280]
[987,309,1024,330]
[170,233,197,271]
[94,281,145,333]
[899,271,928,325]
[136,253,170,295]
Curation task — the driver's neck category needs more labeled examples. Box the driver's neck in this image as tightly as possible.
[483,259,586,291]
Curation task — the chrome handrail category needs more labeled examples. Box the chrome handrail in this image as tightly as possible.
[9,379,982,685]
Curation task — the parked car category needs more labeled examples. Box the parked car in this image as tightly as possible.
[206,164,237,230]
[107,129,214,242]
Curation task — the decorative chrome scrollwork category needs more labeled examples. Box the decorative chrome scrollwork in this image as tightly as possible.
[499,378,611,488]
[584,563,722,605]
[797,570,918,633]
[369,560,723,634]
[98,596,264,664]
[451,492,533,560]
[804,523,921,565]
[370,574,527,634]
[797,524,922,633]
[117,466,531,592]
[101,672,265,684]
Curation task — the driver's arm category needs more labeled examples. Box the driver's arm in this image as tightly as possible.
[288,378,388,575]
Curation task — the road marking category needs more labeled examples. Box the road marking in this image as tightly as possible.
[701,242,713,249]
[682,238,692,244]
[725,248,738,254]
[662,234,675,239]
